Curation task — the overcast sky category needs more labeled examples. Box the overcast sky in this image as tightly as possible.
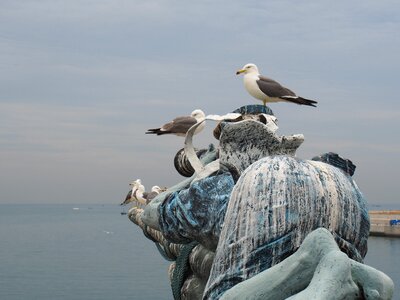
[0,0,399,205]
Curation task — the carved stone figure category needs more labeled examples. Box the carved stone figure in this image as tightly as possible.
[126,105,393,300]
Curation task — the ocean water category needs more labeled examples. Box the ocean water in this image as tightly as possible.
[0,204,171,300]
[0,204,399,299]
[366,237,400,298]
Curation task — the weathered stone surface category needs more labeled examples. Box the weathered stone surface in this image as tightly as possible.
[312,152,356,176]
[132,105,393,300]
[174,148,208,177]
[213,104,274,140]
[232,104,274,115]
[158,172,235,251]
[142,143,218,231]
[155,117,305,250]
[189,245,215,281]
[218,228,393,300]
[181,274,205,300]
[204,156,370,299]
[218,119,304,177]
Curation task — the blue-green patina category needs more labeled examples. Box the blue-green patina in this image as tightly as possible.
[158,172,235,251]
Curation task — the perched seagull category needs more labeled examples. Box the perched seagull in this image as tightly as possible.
[142,185,166,204]
[146,109,206,136]
[120,181,139,206]
[120,179,146,206]
[236,63,317,107]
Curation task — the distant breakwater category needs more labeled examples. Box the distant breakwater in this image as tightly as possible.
[370,210,400,237]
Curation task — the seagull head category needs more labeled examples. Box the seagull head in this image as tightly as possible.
[151,185,161,193]
[191,109,206,121]
[129,179,141,186]
[236,63,259,75]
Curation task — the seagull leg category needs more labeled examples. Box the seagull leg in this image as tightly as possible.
[263,99,267,106]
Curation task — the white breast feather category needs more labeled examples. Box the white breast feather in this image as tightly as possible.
[244,74,266,101]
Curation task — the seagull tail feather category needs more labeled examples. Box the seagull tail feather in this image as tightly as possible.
[281,96,317,107]
[145,128,161,134]
[145,128,170,135]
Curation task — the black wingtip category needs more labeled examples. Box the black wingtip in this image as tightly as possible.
[146,131,169,135]
[281,96,318,107]
[299,97,318,107]
[145,128,160,134]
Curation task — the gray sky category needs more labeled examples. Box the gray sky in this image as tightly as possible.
[0,0,399,205]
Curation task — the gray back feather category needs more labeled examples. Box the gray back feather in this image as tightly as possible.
[257,76,296,97]
[162,117,197,134]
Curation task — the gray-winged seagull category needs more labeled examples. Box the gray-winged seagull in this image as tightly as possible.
[120,179,146,206]
[236,63,317,107]
[146,109,205,136]
[142,185,166,204]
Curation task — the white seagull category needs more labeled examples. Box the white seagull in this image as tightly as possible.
[236,63,317,107]
[146,109,206,136]
[120,179,146,206]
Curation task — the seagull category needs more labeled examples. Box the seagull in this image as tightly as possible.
[120,179,146,206]
[146,109,206,136]
[142,185,166,204]
[236,63,317,107]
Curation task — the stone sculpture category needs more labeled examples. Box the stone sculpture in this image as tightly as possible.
[126,105,394,299]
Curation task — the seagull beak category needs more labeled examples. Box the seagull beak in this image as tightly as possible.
[236,69,246,75]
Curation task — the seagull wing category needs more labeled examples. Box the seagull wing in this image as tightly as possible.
[120,190,133,205]
[257,76,317,107]
[257,76,296,98]
[143,191,158,203]
[158,116,197,135]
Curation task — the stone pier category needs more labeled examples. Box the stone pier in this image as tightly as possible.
[370,211,400,237]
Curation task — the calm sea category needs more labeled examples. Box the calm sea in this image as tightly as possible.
[0,204,398,299]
